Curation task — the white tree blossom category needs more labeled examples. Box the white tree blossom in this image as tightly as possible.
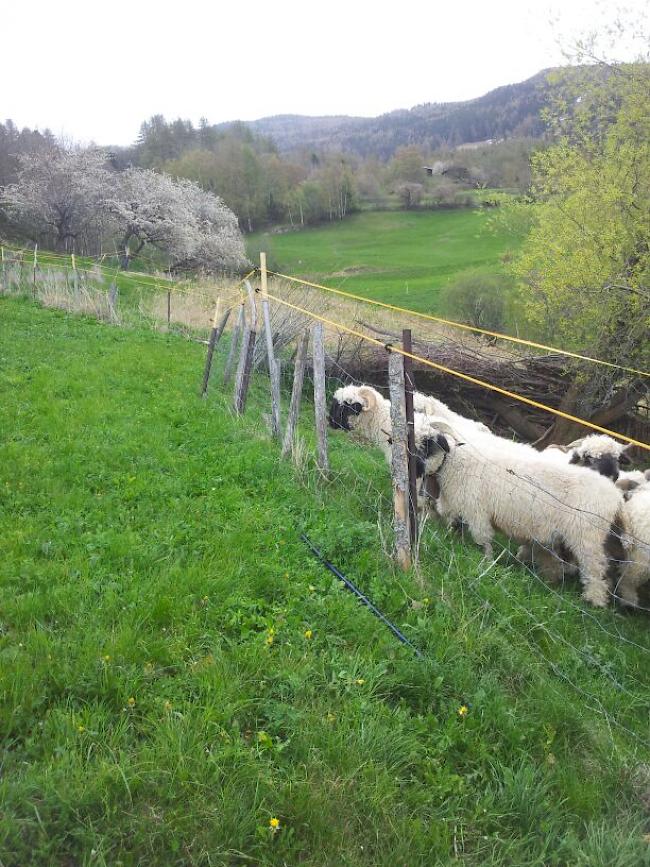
[3,147,112,251]
[1,148,248,273]
[107,169,249,272]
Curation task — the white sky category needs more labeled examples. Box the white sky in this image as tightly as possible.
[2,0,647,146]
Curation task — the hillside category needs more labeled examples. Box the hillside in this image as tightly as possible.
[2,297,650,865]
[249,210,517,312]
[221,70,552,158]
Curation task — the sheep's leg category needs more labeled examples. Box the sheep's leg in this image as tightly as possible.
[465,516,494,560]
[615,557,647,607]
[516,543,533,565]
[574,545,611,608]
[519,542,569,585]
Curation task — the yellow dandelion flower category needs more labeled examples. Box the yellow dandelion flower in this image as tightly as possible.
[102,654,111,662]
[265,635,274,646]
[308,584,316,592]
[269,817,280,830]
[304,629,313,639]
[77,724,85,733]
[457,705,468,717]
[355,678,365,686]
[127,696,136,708]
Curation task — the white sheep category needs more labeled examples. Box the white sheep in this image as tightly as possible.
[328,384,446,476]
[413,392,491,440]
[521,434,635,581]
[616,480,650,607]
[544,434,633,482]
[419,418,626,607]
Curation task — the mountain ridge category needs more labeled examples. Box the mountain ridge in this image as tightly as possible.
[215,69,554,157]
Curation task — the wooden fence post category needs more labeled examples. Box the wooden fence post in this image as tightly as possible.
[388,350,411,571]
[260,253,282,438]
[108,282,119,322]
[233,287,257,415]
[200,298,232,396]
[312,321,329,473]
[233,326,256,415]
[32,244,38,298]
[1,247,5,292]
[167,287,171,328]
[282,329,310,459]
[71,253,79,297]
[402,329,419,546]
[224,302,245,385]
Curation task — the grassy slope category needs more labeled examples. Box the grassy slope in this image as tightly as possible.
[249,210,516,313]
[1,298,650,866]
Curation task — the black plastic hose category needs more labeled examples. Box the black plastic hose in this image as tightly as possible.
[300,533,423,659]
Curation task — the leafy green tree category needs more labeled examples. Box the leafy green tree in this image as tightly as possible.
[513,60,650,435]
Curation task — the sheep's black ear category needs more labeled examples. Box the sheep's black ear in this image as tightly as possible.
[436,433,450,453]
[619,451,632,466]
[569,452,580,464]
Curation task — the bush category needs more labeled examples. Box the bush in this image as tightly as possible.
[439,270,514,333]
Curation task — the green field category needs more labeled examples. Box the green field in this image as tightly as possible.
[2,297,650,865]
[249,210,517,313]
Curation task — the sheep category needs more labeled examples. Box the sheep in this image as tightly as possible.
[543,434,633,482]
[616,469,650,493]
[413,392,491,440]
[417,418,626,607]
[616,479,650,607]
[328,385,394,462]
[327,384,446,479]
[520,434,635,581]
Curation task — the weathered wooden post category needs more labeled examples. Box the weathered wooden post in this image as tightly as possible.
[233,284,258,415]
[282,330,310,459]
[32,244,38,298]
[402,329,419,546]
[312,321,329,474]
[71,253,79,297]
[260,253,282,439]
[1,247,5,292]
[108,282,119,322]
[167,287,171,328]
[388,350,411,571]
[224,302,245,385]
[200,298,232,397]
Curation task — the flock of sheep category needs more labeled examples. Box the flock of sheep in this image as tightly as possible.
[328,384,650,610]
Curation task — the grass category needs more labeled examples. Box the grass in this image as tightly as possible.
[248,210,518,314]
[2,296,650,865]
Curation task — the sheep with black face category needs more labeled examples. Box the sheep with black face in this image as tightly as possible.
[328,384,454,485]
[418,417,626,607]
[562,434,633,482]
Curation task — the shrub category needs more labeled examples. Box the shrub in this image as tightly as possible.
[439,269,514,333]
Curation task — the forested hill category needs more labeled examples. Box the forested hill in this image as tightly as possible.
[219,69,553,157]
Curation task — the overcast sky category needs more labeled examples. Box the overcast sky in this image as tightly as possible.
[2,0,647,146]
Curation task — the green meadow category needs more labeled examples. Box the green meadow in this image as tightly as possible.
[249,210,517,313]
[1,296,650,864]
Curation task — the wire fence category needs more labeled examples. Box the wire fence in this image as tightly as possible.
[4,245,650,757]
[196,258,650,758]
